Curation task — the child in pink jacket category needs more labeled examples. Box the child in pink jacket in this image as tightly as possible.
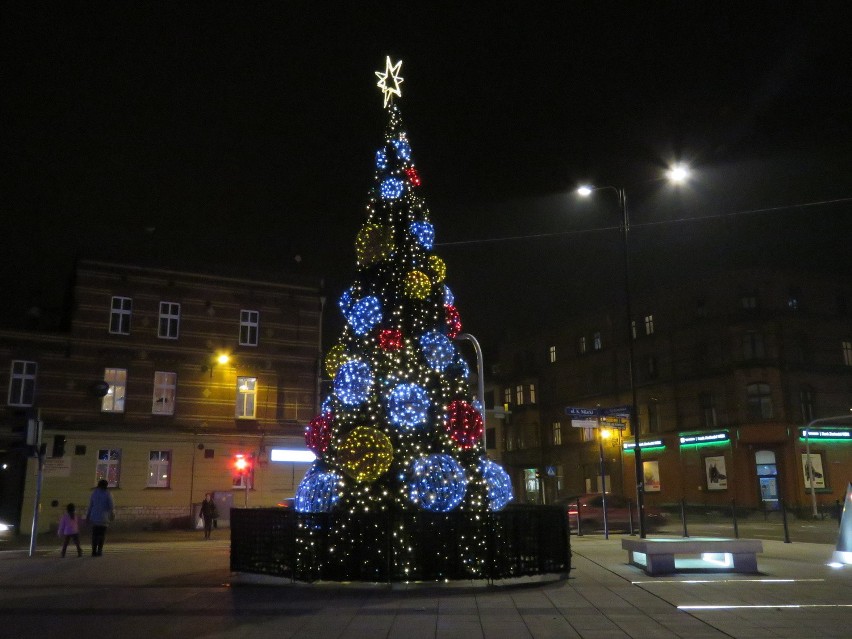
[57,503,82,557]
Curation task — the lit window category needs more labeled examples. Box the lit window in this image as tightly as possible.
[158,302,180,339]
[552,421,562,445]
[503,387,512,405]
[843,341,852,366]
[96,448,121,487]
[515,385,523,405]
[101,368,127,413]
[578,336,587,354]
[746,383,773,419]
[109,296,132,335]
[549,345,556,363]
[236,377,257,419]
[528,384,536,404]
[593,331,602,350]
[147,450,171,488]
[582,426,596,442]
[631,320,637,339]
[239,310,259,346]
[644,315,654,335]
[8,360,37,406]
[152,371,176,415]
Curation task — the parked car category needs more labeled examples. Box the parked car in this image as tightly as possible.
[554,493,666,532]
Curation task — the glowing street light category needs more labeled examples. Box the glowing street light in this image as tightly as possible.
[576,164,691,538]
[665,163,691,184]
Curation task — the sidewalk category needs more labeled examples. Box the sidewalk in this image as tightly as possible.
[1,528,850,638]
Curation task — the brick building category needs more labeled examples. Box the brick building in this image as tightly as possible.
[0,260,323,533]
[494,268,852,516]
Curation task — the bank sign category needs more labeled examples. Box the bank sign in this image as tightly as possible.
[679,431,730,446]
[799,428,852,441]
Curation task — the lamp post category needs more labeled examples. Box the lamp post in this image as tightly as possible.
[577,164,689,538]
[803,415,852,519]
[599,427,611,539]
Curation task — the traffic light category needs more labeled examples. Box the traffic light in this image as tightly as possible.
[232,453,253,489]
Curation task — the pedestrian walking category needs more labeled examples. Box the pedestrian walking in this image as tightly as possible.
[199,493,218,540]
[57,503,83,557]
[86,479,115,557]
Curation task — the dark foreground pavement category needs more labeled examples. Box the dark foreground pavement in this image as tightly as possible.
[1,525,850,639]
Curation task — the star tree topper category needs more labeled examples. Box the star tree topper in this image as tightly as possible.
[375,56,404,107]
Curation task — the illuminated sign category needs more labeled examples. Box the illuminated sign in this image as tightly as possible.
[679,431,730,446]
[623,439,664,451]
[799,428,852,441]
[270,449,316,463]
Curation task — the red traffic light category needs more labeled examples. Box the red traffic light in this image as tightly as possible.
[233,453,251,473]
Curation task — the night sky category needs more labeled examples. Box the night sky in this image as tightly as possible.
[2,3,851,349]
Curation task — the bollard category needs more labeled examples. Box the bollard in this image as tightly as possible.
[731,499,739,539]
[628,499,636,536]
[780,497,791,543]
[680,499,689,538]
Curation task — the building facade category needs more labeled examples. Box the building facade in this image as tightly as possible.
[495,268,852,516]
[0,260,323,533]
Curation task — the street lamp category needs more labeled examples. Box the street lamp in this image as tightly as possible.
[803,414,852,518]
[599,427,612,539]
[577,164,690,538]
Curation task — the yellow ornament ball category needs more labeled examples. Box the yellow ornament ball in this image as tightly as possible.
[324,345,347,378]
[428,255,447,283]
[355,224,394,266]
[339,426,394,482]
[403,270,431,299]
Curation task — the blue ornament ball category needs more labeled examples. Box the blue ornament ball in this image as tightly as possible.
[387,383,430,429]
[480,459,513,511]
[380,177,405,200]
[376,149,388,170]
[338,288,354,314]
[346,295,382,335]
[443,284,454,307]
[334,359,374,406]
[420,330,455,372]
[409,221,435,250]
[392,137,412,160]
[294,465,342,513]
[408,454,467,512]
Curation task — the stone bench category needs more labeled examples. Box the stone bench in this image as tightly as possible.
[622,537,763,576]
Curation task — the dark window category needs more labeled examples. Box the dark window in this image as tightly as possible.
[746,383,773,419]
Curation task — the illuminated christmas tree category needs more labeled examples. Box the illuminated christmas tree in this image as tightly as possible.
[293,58,512,577]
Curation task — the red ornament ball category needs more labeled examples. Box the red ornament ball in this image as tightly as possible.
[445,400,483,449]
[305,414,333,454]
[405,166,421,186]
[378,328,404,351]
[445,304,462,339]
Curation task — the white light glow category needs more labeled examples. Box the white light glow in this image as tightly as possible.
[577,185,593,197]
[666,163,690,183]
[270,449,316,463]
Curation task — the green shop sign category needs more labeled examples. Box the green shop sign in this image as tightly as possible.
[679,431,730,447]
[623,439,665,452]
[799,428,852,442]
